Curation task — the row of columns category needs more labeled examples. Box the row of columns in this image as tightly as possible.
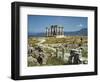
[46,25,64,37]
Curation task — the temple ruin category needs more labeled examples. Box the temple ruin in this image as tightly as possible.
[46,25,64,37]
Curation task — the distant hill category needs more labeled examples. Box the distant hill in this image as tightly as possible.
[28,32,45,37]
[64,28,87,36]
[28,28,87,37]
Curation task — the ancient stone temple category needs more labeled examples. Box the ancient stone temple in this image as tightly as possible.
[46,25,64,37]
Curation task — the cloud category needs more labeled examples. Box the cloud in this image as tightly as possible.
[77,24,83,27]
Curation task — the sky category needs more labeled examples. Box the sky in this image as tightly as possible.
[28,15,88,33]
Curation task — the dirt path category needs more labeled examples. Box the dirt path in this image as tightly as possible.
[37,38,56,51]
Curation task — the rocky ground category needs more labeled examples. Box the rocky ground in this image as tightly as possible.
[28,37,88,66]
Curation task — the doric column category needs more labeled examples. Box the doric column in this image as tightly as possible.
[53,25,55,35]
[62,27,64,35]
[56,25,57,35]
[60,27,62,35]
[54,25,57,35]
[60,27,61,35]
[51,25,53,36]
[61,27,63,35]
[51,26,52,36]
[58,27,60,35]
[46,27,48,37]
[48,28,50,36]
[49,28,51,36]
[56,26,58,35]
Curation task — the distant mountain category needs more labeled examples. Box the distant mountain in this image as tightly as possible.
[28,32,45,37]
[28,28,87,37]
[64,28,87,36]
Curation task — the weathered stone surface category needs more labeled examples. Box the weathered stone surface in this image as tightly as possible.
[28,56,40,65]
